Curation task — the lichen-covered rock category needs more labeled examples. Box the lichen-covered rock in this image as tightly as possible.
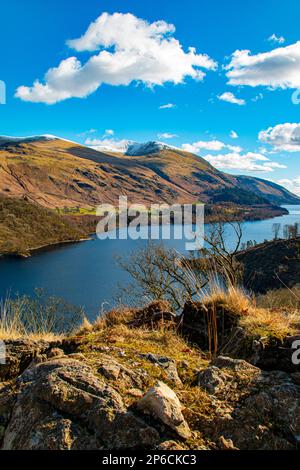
[213,356,259,373]
[206,365,300,449]
[197,366,228,394]
[0,339,60,381]
[137,381,191,439]
[1,357,159,450]
[97,355,143,387]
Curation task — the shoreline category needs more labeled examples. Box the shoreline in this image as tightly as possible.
[0,204,294,259]
[0,237,92,259]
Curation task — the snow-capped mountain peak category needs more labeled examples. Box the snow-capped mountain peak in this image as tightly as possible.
[125,141,179,156]
[88,140,179,155]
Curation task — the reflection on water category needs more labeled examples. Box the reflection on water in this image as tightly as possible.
[0,205,299,319]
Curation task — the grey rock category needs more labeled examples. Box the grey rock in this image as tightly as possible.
[137,381,191,439]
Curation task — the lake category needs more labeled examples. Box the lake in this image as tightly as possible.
[1,204,299,319]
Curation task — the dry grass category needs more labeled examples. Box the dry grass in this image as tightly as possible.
[257,285,300,310]
[0,292,85,341]
[202,284,300,340]
[202,285,252,316]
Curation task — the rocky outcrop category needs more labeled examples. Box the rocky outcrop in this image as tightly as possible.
[0,339,62,381]
[2,357,160,450]
[181,301,300,373]
[1,331,300,450]
[129,301,177,328]
[180,300,241,352]
[197,356,300,449]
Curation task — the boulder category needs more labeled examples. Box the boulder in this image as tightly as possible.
[205,365,300,449]
[1,357,159,450]
[197,366,227,394]
[137,381,191,439]
[213,356,259,373]
[129,301,177,328]
[252,334,300,372]
[0,339,60,381]
[97,355,143,387]
[180,300,240,352]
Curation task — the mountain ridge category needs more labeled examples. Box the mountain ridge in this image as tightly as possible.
[0,135,298,211]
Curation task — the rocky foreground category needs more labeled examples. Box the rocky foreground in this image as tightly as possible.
[0,300,300,450]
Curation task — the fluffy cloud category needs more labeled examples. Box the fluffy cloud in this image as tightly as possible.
[229,130,238,139]
[16,12,217,104]
[226,41,300,89]
[182,140,225,152]
[202,151,287,172]
[85,137,130,153]
[157,133,177,139]
[218,92,245,105]
[277,176,300,195]
[159,103,176,109]
[182,140,242,154]
[104,129,114,136]
[259,123,300,151]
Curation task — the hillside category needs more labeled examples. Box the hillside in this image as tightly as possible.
[0,195,87,256]
[0,136,299,211]
[237,237,300,293]
[236,175,300,205]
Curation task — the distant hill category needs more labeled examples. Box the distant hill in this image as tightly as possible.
[0,136,299,210]
[0,195,86,256]
[236,175,300,205]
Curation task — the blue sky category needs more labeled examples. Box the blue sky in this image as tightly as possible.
[1,0,300,194]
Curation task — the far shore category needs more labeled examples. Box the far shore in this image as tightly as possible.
[0,203,292,259]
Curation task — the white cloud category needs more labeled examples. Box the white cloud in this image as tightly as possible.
[157,133,177,139]
[104,129,114,136]
[226,41,300,89]
[227,144,243,152]
[182,140,225,153]
[229,130,238,139]
[159,103,176,109]
[218,92,245,105]
[182,140,242,154]
[268,34,285,45]
[277,176,300,195]
[202,151,287,172]
[259,123,300,151]
[85,137,130,153]
[16,12,217,104]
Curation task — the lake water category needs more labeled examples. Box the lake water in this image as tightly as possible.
[1,205,299,319]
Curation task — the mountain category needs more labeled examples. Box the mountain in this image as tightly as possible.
[125,141,180,156]
[0,136,298,212]
[89,139,180,156]
[236,175,300,205]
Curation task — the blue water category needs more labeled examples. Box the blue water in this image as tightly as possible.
[0,205,299,319]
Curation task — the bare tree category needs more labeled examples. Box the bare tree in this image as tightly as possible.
[200,219,244,287]
[116,243,208,311]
